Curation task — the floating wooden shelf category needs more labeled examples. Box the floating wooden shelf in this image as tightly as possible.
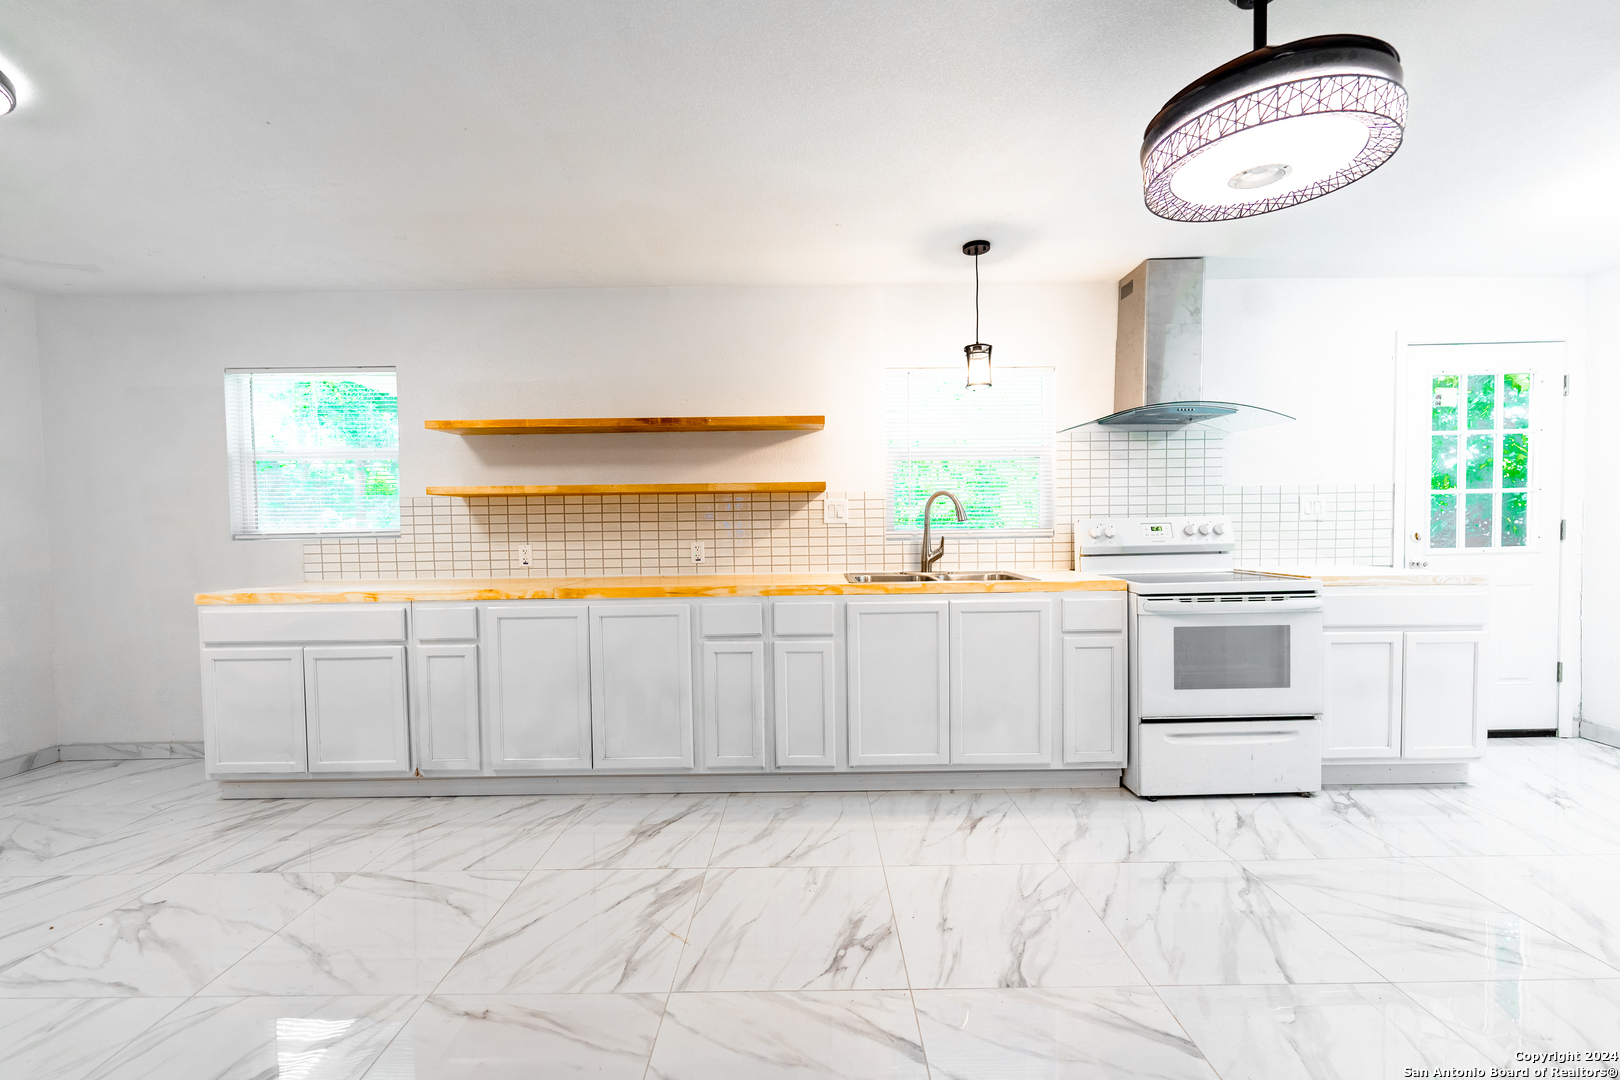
[425,415,824,435]
[426,482,828,497]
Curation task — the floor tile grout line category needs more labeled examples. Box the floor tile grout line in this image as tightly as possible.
[863,789,934,1079]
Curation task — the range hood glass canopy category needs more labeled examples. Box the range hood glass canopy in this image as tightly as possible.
[1068,399,1293,434]
[1065,256,1294,435]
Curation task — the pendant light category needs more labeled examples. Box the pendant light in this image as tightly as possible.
[1142,0,1406,222]
[0,70,14,115]
[963,240,992,388]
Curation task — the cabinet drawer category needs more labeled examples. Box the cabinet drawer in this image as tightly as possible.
[1062,595,1126,633]
[774,601,835,637]
[199,604,407,645]
[1323,589,1488,628]
[701,602,764,638]
[414,604,478,642]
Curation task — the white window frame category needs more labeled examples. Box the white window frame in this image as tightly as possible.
[225,366,400,540]
[884,366,1056,539]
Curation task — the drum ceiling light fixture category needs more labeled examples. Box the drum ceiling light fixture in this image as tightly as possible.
[1142,0,1407,222]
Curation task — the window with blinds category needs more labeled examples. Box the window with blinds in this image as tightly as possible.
[885,367,1055,536]
[224,368,400,539]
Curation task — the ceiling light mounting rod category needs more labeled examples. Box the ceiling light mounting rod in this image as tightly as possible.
[1227,0,1269,50]
[961,240,992,389]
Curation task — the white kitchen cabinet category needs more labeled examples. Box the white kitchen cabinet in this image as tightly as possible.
[1322,631,1403,761]
[413,645,481,774]
[1402,630,1486,759]
[847,600,949,766]
[304,646,411,774]
[702,640,766,769]
[482,604,593,772]
[773,639,836,767]
[1061,632,1127,765]
[950,599,1052,765]
[202,647,308,775]
[590,603,695,770]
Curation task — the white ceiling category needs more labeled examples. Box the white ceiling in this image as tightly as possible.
[1,0,1617,293]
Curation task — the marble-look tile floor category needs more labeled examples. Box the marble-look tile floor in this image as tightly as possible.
[2,739,1619,1079]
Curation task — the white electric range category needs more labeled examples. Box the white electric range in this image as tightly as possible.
[1078,516,1325,797]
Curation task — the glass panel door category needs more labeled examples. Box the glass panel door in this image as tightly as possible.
[1428,372,1531,549]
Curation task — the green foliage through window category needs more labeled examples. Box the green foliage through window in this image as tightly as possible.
[226,370,400,537]
[1427,372,1531,550]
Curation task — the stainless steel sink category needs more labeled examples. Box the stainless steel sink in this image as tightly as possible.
[843,570,1036,583]
[929,571,1036,581]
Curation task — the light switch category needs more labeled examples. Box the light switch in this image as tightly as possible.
[1299,496,1325,521]
[823,497,850,525]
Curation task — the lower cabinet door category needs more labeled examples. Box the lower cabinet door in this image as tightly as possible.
[202,647,308,776]
[1061,633,1126,766]
[590,604,695,770]
[773,639,836,768]
[702,640,766,770]
[483,604,593,772]
[1322,631,1403,760]
[304,646,411,775]
[413,645,481,774]
[847,601,949,766]
[1402,630,1486,759]
[950,599,1052,765]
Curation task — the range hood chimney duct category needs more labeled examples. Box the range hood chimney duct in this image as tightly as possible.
[1065,257,1293,434]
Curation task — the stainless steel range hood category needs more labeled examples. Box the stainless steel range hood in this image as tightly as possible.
[1063,257,1293,434]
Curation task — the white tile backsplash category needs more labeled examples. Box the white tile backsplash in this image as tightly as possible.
[303,431,1393,579]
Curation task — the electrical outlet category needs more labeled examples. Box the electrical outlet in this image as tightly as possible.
[1299,496,1325,521]
[517,544,533,567]
[823,497,849,525]
[691,541,706,564]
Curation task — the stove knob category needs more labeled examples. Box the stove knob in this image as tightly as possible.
[1182,523,1197,536]
[1212,522,1226,535]
[1198,522,1211,535]
[1103,525,1116,538]
[1088,525,1102,539]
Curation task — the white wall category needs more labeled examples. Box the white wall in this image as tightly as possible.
[1203,276,1586,486]
[0,287,58,760]
[1581,268,1620,730]
[34,283,1115,743]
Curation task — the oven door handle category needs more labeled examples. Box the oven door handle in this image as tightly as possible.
[1138,597,1323,615]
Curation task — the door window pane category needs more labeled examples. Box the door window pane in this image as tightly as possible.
[1431,376,1458,431]
[1431,435,1457,490]
[1173,625,1291,690]
[1465,435,1494,489]
[1502,492,1528,547]
[1502,433,1528,489]
[1503,373,1530,430]
[1467,374,1495,430]
[1465,493,1493,547]
[1431,494,1456,548]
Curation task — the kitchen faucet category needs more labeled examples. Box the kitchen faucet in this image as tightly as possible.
[919,490,967,573]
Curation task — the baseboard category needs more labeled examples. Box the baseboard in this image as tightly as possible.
[0,741,204,781]
[56,742,204,762]
[1580,719,1620,751]
[220,768,1126,800]
[0,745,61,782]
[1322,761,1471,785]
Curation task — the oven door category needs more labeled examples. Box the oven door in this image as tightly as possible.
[1134,595,1323,719]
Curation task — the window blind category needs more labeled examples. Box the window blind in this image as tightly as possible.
[884,367,1056,536]
[224,368,400,539]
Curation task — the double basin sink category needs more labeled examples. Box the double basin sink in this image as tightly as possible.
[843,571,1037,583]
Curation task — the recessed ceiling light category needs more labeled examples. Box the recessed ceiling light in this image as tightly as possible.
[1142,0,1407,222]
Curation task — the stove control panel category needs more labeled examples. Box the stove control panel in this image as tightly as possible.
[1076,516,1234,556]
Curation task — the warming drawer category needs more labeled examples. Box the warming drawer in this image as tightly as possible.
[1126,717,1321,797]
